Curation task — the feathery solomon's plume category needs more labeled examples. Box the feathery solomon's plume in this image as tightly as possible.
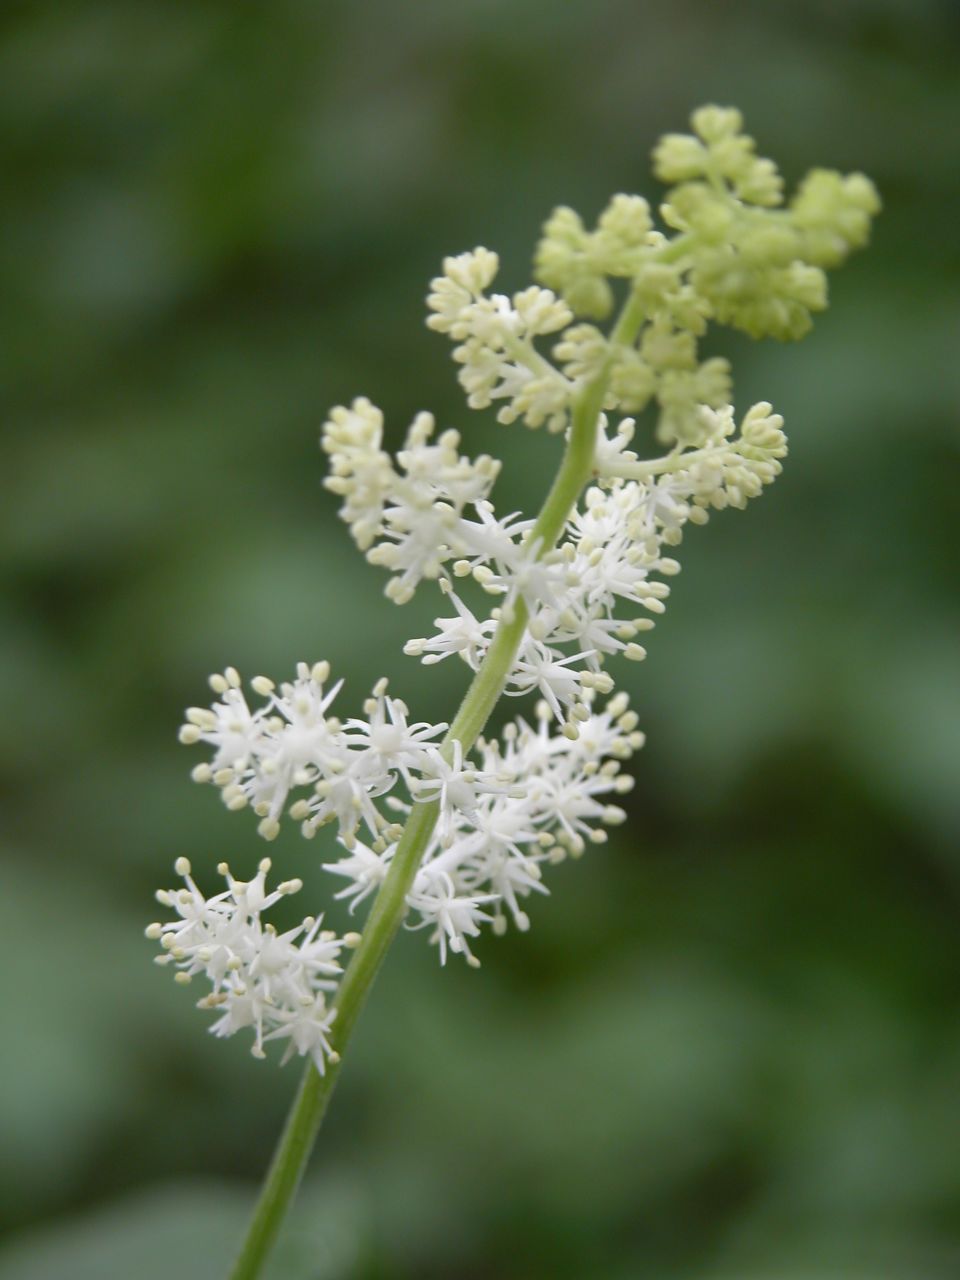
[153,105,878,1083]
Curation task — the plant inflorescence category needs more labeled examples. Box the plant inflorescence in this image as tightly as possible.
[146,106,877,1279]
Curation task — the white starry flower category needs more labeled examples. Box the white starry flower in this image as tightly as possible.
[403,583,497,669]
[178,662,344,835]
[405,868,497,967]
[261,995,339,1072]
[474,539,575,614]
[454,502,533,571]
[411,739,520,846]
[180,664,448,846]
[480,846,546,935]
[322,839,394,911]
[343,678,447,788]
[178,667,266,772]
[294,764,388,847]
[505,638,594,723]
[147,858,346,1072]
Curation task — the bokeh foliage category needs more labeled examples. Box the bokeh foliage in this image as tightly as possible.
[2,1,959,1276]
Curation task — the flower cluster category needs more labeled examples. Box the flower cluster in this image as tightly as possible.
[169,664,639,973]
[322,400,501,603]
[652,107,879,345]
[325,693,642,964]
[424,105,877,447]
[153,105,876,1066]
[425,250,574,433]
[402,401,786,731]
[148,858,355,1071]
[178,663,444,845]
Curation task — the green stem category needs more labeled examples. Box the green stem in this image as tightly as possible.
[227,286,648,1280]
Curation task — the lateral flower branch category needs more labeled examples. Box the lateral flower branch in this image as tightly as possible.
[148,106,878,1279]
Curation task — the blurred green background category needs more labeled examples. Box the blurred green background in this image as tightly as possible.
[2,1,959,1276]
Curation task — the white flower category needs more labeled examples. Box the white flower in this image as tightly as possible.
[412,739,520,845]
[323,400,501,603]
[344,678,446,787]
[411,740,480,828]
[178,666,266,772]
[454,502,532,571]
[481,845,547,935]
[314,693,643,963]
[406,868,496,967]
[147,858,345,1072]
[180,664,447,846]
[475,539,575,613]
[403,585,496,668]
[394,453,691,731]
[262,995,339,1071]
[322,839,394,911]
[294,763,389,847]
[179,662,345,836]
[505,638,593,723]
